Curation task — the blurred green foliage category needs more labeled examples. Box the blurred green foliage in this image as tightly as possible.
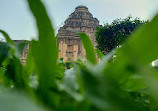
[65,61,81,69]
[0,0,158,111]
[96,16,147,54]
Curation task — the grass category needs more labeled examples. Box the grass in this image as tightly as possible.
[0,0,158,111]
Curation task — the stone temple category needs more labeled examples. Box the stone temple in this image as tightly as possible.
[58,5,100,61]
[14,5,100,64]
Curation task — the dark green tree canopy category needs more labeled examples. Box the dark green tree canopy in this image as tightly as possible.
[95,16,147,54]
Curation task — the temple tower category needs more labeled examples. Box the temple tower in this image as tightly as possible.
[58,5,100,61]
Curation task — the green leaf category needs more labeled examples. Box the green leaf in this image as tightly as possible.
[15,41,26,58]
[95,49,104,59]
[78,33,97,64]
[104,14,158,83]
[0,42,10,64]
[0,30,14,45]
[0,30,27,88]
[122,75,146,92]
[127,14,158,64]
[24,41,35,83]
[58,68,83,101]
[0,91,47,111]
[103,14,158,109]
[27,0,59,108]
[79,64,144,111]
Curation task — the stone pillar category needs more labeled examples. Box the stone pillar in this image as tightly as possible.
[59,40,68,61]
[73,45,78,61]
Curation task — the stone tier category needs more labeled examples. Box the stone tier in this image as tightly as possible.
[58,5,100,61]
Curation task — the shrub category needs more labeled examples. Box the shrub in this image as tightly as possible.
[0,0,158,111]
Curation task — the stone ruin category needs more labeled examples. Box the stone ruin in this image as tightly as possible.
[58,5,100,61]
[15,5,100,64]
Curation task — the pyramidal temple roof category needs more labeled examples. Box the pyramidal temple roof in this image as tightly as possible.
[58,5,100,38]
[63,5,99,28]
[58,5,100,61]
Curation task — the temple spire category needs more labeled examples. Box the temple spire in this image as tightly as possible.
[58,5,100,61]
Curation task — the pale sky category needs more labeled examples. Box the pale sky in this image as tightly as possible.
[0,0,158,40]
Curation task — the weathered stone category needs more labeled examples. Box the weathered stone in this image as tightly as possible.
[58,5,100,61]
[16,5,100,63]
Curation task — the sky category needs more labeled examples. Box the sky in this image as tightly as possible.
[0,0,158,40]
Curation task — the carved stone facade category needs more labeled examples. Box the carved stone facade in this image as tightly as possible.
[58,5,100,61]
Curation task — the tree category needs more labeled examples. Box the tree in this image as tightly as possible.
[95,16,147,54]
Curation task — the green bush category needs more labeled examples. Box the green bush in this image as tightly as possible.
[95,17,147,54]
[65,61,81,69]
[0,0,158,111]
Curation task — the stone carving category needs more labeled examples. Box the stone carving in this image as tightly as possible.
[58,5,100,61]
